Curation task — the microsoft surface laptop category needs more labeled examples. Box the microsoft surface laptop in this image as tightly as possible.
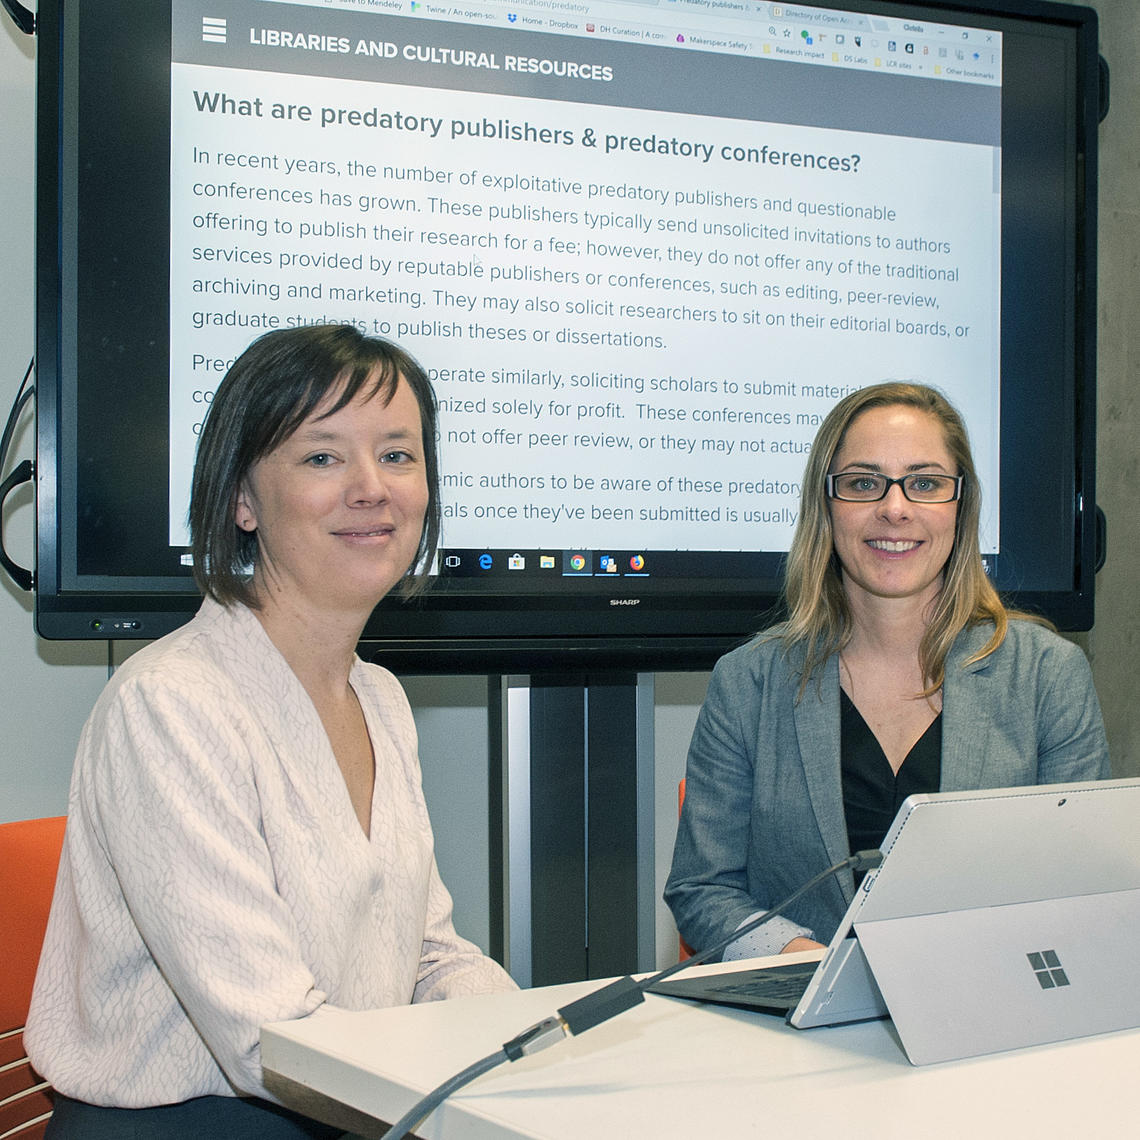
[651,778,1140,1064]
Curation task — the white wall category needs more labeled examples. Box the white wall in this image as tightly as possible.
[1,16,110,823]
[4,1,1137,965]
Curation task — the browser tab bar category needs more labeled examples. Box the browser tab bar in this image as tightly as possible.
[257,0,1000,87]
[768,4,872,32]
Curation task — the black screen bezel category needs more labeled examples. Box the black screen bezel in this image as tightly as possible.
[34,0,1099,672]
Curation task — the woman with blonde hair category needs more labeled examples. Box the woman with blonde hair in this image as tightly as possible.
[666,382,1108,959]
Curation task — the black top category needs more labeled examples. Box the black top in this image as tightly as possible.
[840,689,942,869]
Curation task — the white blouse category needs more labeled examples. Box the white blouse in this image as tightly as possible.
[27,597,514,1107]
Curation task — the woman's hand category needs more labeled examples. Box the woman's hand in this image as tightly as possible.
[781,936,826,954]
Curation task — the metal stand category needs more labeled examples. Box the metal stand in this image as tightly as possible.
[489,674,656,987]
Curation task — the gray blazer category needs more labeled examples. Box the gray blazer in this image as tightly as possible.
[664,620,1110,956]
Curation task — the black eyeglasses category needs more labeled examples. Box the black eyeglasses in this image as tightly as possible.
[826,471,964,503]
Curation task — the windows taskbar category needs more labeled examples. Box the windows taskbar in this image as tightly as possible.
[437,548,773,579]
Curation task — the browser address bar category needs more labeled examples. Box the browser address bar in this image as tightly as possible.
[480,0,592,14]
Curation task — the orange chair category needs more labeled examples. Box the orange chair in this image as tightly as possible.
[677,780,697,961]
[0,816,66,1140]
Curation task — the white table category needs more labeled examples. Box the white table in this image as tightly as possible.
[262,955,1139,1139]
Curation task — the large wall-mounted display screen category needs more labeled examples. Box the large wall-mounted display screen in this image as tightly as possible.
[36,0,1099,670]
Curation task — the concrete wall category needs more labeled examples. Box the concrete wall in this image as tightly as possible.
[1079,0,1140,775]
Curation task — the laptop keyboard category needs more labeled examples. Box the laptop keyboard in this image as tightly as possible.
[649,961,818,1009]
[712,965,816,1003]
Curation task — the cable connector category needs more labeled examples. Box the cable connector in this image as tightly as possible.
[503,975,646,1064]
[503,1014,568,1061]
[557,975,644,1036]
[850,849,883,873]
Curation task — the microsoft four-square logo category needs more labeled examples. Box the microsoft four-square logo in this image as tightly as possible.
[1027,949,1069,989]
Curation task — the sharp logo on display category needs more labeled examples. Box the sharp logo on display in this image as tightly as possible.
[1027,950,1071,990]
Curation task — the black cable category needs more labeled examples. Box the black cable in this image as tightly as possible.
[0,359,36,590]
[0,0,35,35]
[0,358,34,476]
[644,848,882,989]
[0,387,33,469]
[383,848,882,1140]
[381,1046,508,1140]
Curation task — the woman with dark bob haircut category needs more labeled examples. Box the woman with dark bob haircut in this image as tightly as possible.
[666,382,1109,961]
[190,321,441,606]
[28,325,515,1139]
